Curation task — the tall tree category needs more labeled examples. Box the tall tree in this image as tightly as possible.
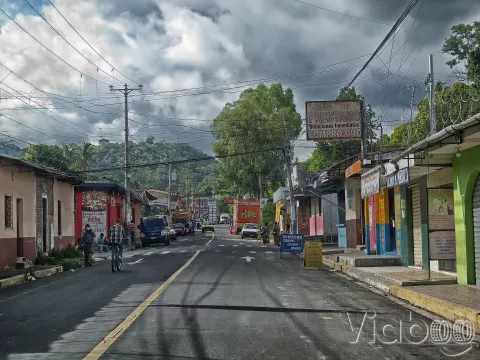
[442,21,480,84]
[211,83,302,196]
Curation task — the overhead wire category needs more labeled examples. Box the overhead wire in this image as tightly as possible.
[46,0,140,86]
[0,7,112,86]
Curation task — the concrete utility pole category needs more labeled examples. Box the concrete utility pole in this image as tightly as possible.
[428,54,436,135]
[110,83,143,244]
[258,175,262,200]
[283,112,297,234]
[407,85,416,144]
[168,164,171,225]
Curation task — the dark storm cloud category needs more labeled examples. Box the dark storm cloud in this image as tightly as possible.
[94,0,163,22]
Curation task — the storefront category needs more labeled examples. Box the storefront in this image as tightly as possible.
[361,167,381,255]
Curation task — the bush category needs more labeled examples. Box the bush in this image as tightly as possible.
[35,252,57,266]
[48,244,82,260]
[60,258,84,271]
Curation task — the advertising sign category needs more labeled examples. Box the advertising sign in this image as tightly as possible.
[345,160,362,178]
[429,231,456,260]
[82,191,107,236]
[305,100,362,141]
[223,198,233,204]
[387,167,410,188]
[280,234,304,253]
[428,189,454,230]
[361,169,380,199]
[238,205,260,223]
[260,198,269,209]
[304,241,323,267]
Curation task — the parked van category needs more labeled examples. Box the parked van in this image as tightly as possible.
[220,213,230,224]
[139,216,170,247]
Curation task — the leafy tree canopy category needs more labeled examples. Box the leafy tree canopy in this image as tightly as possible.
[211,83,302,197]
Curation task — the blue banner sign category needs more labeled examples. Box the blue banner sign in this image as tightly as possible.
[280,234,304,253]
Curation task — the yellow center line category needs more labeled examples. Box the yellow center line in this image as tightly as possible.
[83,250,201,360]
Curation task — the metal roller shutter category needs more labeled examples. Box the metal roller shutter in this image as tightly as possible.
[412,185,423,267]
[472,175,480,285]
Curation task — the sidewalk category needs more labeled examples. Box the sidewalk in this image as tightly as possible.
[323,254,480,333]
[0,265,63,289]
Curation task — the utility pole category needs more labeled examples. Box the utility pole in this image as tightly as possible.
[168,164,171,226]
[428,54,436,135]
[258,175,262,200]
[407,85,416,144]
[283,112,296,234]
[110,83,143,245]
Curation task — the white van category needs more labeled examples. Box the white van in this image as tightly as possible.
[220,213,230,224]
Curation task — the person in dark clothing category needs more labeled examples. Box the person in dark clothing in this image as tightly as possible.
[80,224,95,266]
[261,222,269,245]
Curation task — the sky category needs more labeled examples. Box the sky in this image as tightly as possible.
[0,0,479,161]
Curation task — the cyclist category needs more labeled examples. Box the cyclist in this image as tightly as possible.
[109,219,126,259]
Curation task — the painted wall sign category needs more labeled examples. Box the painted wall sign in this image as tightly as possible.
[361,169,380,199]
[428,189,454,230]
[387,167,410,188]
[429,231,456,260]
[305,100,362,141]
[345,160,362,178]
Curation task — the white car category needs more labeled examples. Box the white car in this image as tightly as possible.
[241,223,260,239]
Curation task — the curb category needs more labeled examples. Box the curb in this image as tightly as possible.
[0,265,63,289]
[389,285,480,334]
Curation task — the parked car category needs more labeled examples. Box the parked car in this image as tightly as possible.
[139,216,170,247]
[169,228,177,240]
[202,221,215,233]
[241,223,260,239]
[173,223,186,236]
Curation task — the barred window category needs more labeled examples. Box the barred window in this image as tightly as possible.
[4,195,13,228]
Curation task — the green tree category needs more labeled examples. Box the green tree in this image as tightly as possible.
[442,21,480,84]
[25,144,72,171]
[261,201,276,227]
[211,83,302,196]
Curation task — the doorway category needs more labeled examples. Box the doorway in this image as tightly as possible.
[388,188,396,252]
[16,198,23,257]
[42,198,47,253]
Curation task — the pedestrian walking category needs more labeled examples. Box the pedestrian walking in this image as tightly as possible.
[285,214,291,233]
[80,224,95,266]
[261,222,269,245]
[272,221,280,247]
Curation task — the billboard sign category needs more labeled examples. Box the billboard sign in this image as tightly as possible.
[305,100,362,141]
[429,231,456,260]
[387,167,410,188]
[345,160,362,178]
[361,168,380,199]
[428,189,454,230]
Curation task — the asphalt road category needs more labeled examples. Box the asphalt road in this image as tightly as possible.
[0,225,478,360]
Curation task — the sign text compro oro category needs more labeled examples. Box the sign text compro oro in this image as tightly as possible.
[306,100,362,141]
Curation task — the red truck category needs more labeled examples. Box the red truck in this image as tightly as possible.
[233,199,261,233]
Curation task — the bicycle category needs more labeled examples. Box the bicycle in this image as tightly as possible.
[111,242,123,272]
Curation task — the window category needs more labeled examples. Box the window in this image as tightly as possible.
[4,195,13,228]
[57,200,62,236]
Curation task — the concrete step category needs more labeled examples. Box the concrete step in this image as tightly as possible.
[356,245,366,251]
[338,254,401,267]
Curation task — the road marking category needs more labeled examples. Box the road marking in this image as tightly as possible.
[215,249,221,253]
[143,252,154,256]
[161,251,171,255]
[232,251,237,253]
[180,250,187,253]
[233,245,238,247]
[127,258,144,265]
[266,251,273,254]
[219,244,225,247]
[249,251,256,254]
[247,245,253,248]
[322,316,334,320]
[83,250,200,360]
[206,239,212,246]
[241,256,255,263]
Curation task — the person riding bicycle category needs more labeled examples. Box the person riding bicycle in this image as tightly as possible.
[109,219,126,259]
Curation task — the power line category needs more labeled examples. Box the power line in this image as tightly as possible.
[292,0,391,26]
[0,113,58,142]
[46,0,139,86]
[343,0,421,90]
[23,0,122,85]
[76,147,284,174]
[0,7,111,86]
